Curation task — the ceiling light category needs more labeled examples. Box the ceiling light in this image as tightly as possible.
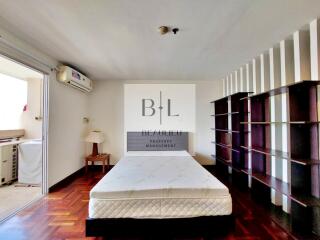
[158,26,169,35]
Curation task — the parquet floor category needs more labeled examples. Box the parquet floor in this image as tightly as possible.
[0,168,318,240]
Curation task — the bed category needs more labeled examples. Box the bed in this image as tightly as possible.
[86,133,233,238]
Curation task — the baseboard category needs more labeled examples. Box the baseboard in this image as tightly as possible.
[48,165,114,193]
[49,167,85,193]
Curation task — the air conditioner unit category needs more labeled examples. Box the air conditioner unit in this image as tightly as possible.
[57,65,92,92]
[0,144,17,185]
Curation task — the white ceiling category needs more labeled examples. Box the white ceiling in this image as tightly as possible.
[0,0,320,81]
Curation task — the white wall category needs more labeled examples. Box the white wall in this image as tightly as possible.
[21,78,42,139]
[124,84,195,132]
[0,27,89,188]
[88,80,222,165]
[48,77,89,187]
[124,84,196,154]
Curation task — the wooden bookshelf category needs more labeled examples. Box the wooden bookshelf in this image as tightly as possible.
[242,80,320,235]
[211,92,250,184]
[288,82,320,234]
[213,81,320,235]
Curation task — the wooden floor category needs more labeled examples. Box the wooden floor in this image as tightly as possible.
[0,168,318,240]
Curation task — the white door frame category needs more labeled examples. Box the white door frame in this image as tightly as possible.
[41,74,49,194]
[0,53,50,194]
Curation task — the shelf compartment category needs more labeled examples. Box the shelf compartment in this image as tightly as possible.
[250,173,290,196]
[215,144,231,163]
[213,98,228,115]
[239,149,250,170]
[291,163,320,205]
[241,146,289,159]
[231,132,240,149]
[215,116,228,129]
[215,131,231,146]
[211,155,231,166]
[241,147,319,165]
[232,114,240,130]
[251,151,267,174]
[212,155,244,174]
[290,124,318,161]
[212,142,240,153]
[251,94,270,122]
[289,81,318,122]
[231,150,242,169]
[231,93,250,112]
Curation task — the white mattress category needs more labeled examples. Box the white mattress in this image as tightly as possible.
[89,151,232,219]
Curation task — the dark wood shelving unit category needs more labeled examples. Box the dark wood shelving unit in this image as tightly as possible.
[211,95,231,172]
[211,92,250,183]
[212,81,320,236]
[243,80,320,235]
[287,81,320,235]
[247,92,277,201]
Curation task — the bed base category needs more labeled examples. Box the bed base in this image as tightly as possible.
[86,215,234,238]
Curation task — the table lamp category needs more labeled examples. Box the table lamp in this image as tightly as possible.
[85,130,105,156]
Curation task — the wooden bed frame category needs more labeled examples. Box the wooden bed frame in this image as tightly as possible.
[86,215,234,238]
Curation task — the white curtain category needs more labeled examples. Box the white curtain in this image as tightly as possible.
[0,73,27,130]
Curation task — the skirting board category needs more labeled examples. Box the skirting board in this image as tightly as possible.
[48,165,113,192]
[49,167,85,192]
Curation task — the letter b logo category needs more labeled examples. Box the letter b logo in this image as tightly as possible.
[142,99,155,116]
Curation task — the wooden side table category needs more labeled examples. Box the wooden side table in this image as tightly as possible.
[85,153,110,173]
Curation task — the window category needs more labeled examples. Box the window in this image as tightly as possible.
[0,73,27,130]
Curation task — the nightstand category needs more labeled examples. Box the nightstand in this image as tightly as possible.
[85,153,110,173]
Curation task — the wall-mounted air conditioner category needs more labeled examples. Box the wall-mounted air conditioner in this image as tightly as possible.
[57,65,92,92]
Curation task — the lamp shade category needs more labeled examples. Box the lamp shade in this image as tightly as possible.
[85,131,105,143]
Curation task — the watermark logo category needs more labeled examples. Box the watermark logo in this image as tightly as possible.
[142,91,179,124]
[141,130,182,136]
